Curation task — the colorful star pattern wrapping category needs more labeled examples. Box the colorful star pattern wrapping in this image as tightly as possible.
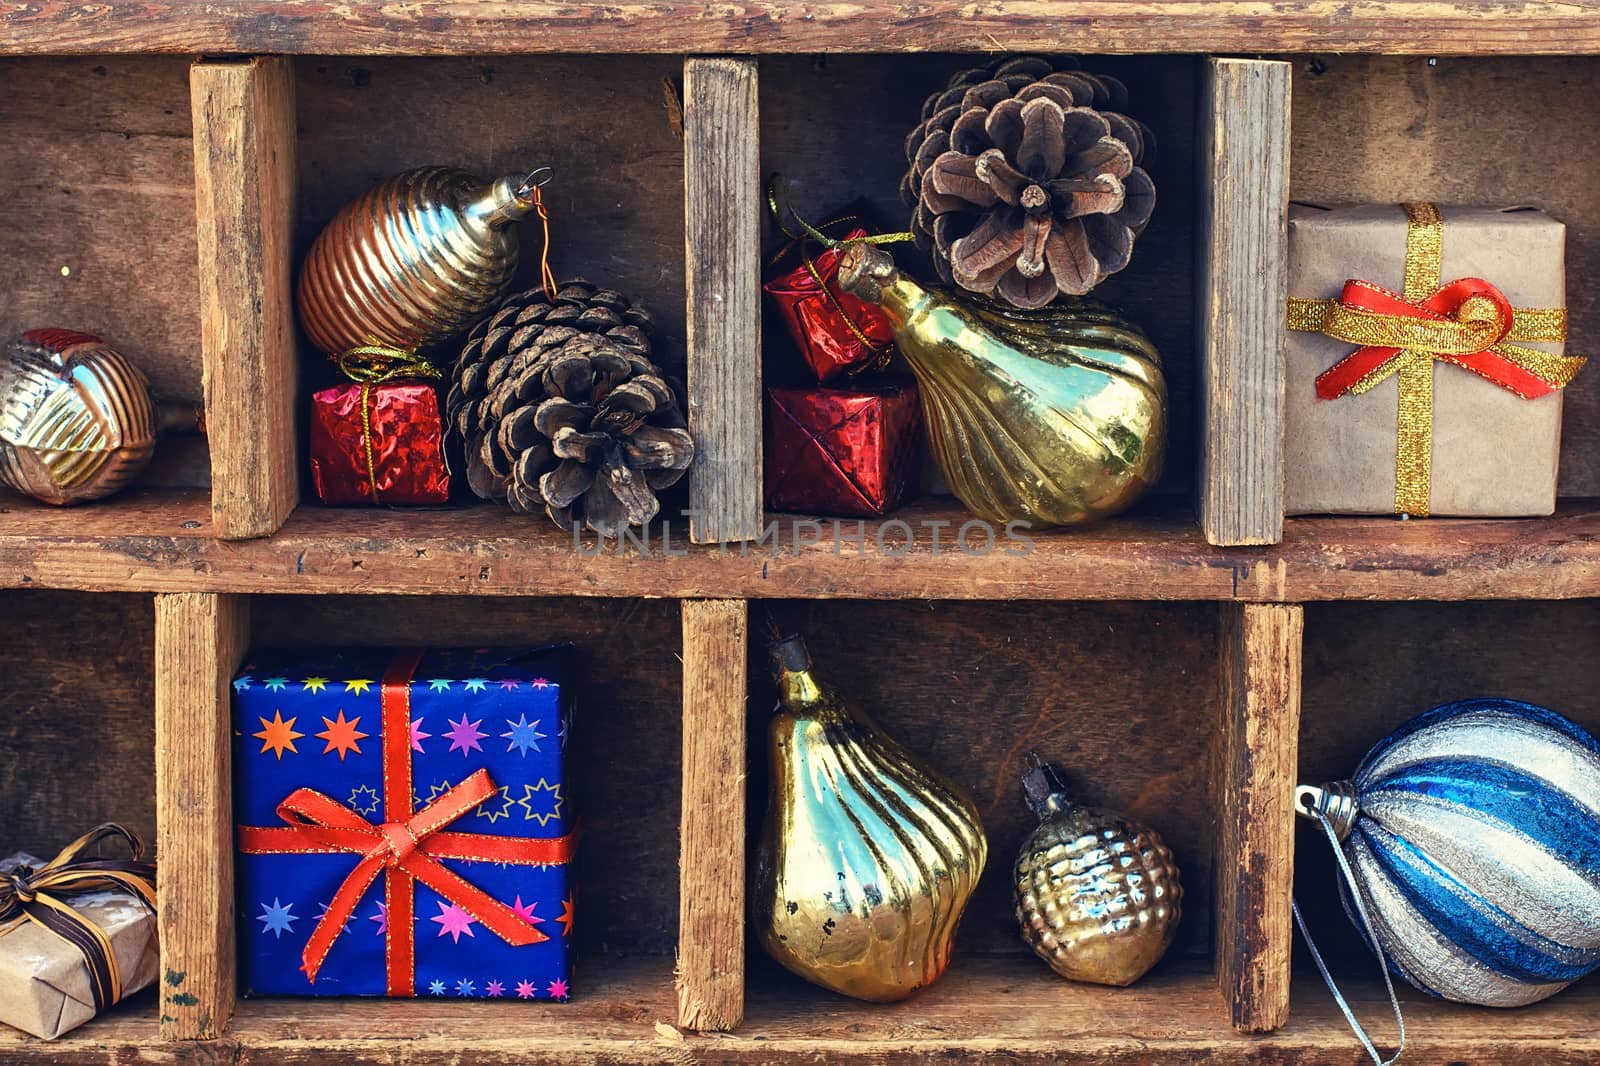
[235,646,575,1001]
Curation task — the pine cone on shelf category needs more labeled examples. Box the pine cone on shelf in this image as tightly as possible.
[445,280,694,536]
[902,56,1157,309]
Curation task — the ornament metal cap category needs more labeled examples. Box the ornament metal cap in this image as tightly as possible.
[1021,754,1073,819]
[766,633,811,679]
[1294,780,1360,841]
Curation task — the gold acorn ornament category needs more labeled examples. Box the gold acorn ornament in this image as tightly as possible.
[296,166,553,358]
[0,329,202,505]
[1014,757,1181,986]
[754,633,987,1002]
[903,55,1156,308]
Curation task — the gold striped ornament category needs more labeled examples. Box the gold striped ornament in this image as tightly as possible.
[296,166,553,358]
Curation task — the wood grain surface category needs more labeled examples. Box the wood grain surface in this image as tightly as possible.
[11,958,1599,1064]
[0,56,208,489]
[1215,602,1301,1032]
[5,492,1600,602]
[685,58,762,543]
[1197,59,1290,546]
[247,595,684,957]
[1289,55,1600,498]
[4,2,1599,56]
[153,591,248,1039]
[191,58,298,539]
[0,591,156,855]
[676,599,748,1030]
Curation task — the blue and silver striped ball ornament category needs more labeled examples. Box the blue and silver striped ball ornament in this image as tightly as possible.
[1297,698,1600,1008]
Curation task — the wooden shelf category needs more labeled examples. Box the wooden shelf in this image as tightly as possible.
[4,490,1599,601]
[8,959,1598,1064]
[2,2,1598,56]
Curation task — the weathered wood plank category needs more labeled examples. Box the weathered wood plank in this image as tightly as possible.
[1216,602,1302,1032]
[191,57,298,539]
[1197,59,1290,546]
[3,3,1600,56]
[677,599,747,1030]
[10,959,1600,1064]
[684,57,761,544]
[4,492,1600,601]
[154,591,249,1039]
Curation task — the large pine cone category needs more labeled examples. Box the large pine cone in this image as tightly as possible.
[902,56,1157,309]
[446,280,694,536]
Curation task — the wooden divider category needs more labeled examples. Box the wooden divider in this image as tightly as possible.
[154,592,249,1040]
[676,599,749,1030]
[1215,601,1303,1032]
[1197,58,1291,546]
[684,57,762,545]
[191,57,299,540]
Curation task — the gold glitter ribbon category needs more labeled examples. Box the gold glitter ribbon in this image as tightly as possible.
[1286,203,1586,516]
[335,346,443,504]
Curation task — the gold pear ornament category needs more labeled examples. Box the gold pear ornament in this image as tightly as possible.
[836,242,1166,527]
[753,634,987,1002]
[1014,757,1181,985]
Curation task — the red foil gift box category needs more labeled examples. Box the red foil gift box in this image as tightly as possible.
[765,224,896,383]
[765,383,920,518]
[310,381,451,505]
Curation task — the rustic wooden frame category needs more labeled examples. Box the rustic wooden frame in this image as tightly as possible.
[1,18,1597,1065]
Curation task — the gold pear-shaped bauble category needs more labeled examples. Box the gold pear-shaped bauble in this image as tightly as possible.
[0,329,200,505]
[1014,759,1181,986]
[753,634,987,1002]
[297,166,549,357]
[836,242,1166,526]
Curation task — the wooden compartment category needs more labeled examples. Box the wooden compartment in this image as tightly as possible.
[758,54,1200,500]
[1290,599,1600,1056]
[0,58,206,496]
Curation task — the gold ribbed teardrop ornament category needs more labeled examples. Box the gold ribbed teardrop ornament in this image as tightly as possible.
[1014,758,1181,986]
[0,329,201,505]
[754,634,987,1003]
[296,166,552,357]
[836,242,1166,526]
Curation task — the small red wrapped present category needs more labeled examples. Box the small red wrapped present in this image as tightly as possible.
[765,383,920,517]
[309,381,450,505]
[765,220,896,383]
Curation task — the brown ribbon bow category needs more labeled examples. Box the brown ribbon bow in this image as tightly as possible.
[0,824,157,1012]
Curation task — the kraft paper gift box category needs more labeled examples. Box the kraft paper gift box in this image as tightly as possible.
[1285,203,1585,516]
[0,843,157,1039]
[233,646,575,1000]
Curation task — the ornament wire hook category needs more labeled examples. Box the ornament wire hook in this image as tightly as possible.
[1291,808,1407,1066]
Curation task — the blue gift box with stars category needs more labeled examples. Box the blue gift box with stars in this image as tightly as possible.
[233,646,575,1000]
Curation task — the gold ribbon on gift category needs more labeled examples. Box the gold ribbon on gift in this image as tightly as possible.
[0,824,157,1013]
[1287,203,1587,516]
[334,345,443,504]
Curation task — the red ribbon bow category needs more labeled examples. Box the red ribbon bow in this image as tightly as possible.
[1314,277,1560,401]
[237,650,575,993]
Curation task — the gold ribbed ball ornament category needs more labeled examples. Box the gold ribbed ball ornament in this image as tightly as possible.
[296,166,551,357]
[1013,758,1181,986]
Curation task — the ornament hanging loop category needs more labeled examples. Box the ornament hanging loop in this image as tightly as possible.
[1295,780,1360,841]
[514,165,555,202]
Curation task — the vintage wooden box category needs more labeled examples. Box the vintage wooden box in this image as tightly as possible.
[0,7,1597,1063]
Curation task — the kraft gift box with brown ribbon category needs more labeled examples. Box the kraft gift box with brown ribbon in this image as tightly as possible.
[1285,203,1586,517]
[0,826,158,1040]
